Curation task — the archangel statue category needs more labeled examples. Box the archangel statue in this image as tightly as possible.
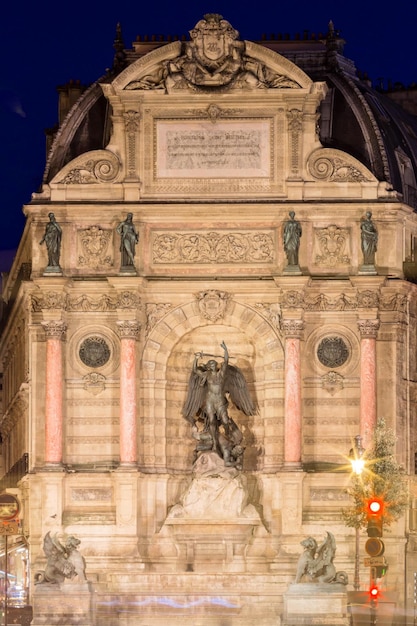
[294,531,348,585]
[182,341,256,469]
[35,532,87,585]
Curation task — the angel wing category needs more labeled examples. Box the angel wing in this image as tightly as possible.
[182,365,207,423]
[224,364,257,416]
[316,531,336,567]
[43,531,66,558]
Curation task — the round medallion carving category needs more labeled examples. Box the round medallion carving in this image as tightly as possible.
[317,336,349,368]
[79,336,111,368]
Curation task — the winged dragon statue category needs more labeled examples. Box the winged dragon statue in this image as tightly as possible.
[295,531,348,585]
[182,341,256,469]
[35,531,87,585]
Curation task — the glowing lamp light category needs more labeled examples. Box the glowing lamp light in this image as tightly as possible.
[351,458,365,475]
[369,584,379,600]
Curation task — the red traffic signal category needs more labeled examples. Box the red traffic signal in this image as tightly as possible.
[369,584,379,601]
[366,497,384,537]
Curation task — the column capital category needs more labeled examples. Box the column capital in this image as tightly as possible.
[281,319,304,339]
[357,318,380,338]
[42,320,67,340]
[117,320,141,340]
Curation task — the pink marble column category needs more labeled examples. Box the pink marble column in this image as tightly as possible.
[117,321,140,465]
[42,321,66,465]
[358,319,380,448]
[282,319,304,469]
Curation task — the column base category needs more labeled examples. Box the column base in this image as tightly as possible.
[282,461,303,471]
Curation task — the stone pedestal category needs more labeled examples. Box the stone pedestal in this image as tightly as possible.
[32,582,94,626]
[283,583,349,626]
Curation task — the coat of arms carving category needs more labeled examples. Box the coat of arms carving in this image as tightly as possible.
[78,226,112,269]
[126,14,300,92]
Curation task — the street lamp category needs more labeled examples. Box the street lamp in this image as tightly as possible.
[349,435,365,591]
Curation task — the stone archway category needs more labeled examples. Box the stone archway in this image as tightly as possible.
[139,299,285,473]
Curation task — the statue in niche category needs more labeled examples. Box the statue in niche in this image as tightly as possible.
[39,212,62,271]
[35,532,87,585]
[360,210,378,266]
[116,212,139,269]
[294,531,348,585]
[182,341,256,469]
[283,210,302,267]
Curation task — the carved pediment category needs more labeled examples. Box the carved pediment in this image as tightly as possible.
[307,148,376,183]
[113,14,311,94]
[51,150,121,185]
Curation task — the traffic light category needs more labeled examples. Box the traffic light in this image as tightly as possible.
[366,497,384,537]
[369,583,379,602]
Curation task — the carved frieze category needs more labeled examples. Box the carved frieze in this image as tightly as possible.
[31,291,141,312]
[152,230,274,264]
[78,226,113,269]
[279,289,404,312]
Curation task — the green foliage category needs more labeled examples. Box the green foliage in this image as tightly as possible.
[343,418,409,530]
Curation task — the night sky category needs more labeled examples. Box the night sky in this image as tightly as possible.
[1,0,417,254]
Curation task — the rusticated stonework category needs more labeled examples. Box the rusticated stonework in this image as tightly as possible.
[152,230,274,264]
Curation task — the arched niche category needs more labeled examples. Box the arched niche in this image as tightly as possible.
[139,300,285,473]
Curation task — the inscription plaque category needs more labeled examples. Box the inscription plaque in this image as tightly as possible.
[157,120,271,178]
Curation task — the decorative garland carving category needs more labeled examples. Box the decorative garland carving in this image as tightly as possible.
[31,291,141,312]
[280,290,405,312]
[152,230,274,264]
